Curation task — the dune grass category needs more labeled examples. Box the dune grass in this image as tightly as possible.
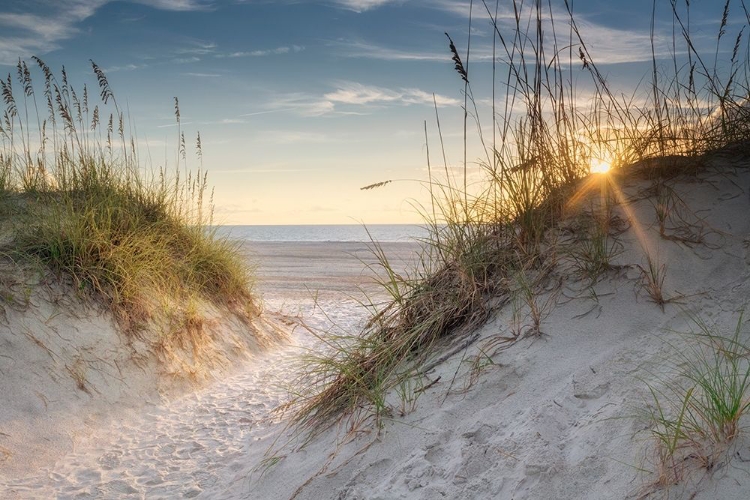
[285,0,750,444]
[0,59,255,340]
[646,312,750,487]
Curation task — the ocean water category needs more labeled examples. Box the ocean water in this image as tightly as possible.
[216,224,428,243]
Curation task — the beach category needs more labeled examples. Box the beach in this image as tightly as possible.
[234,153,750,500]
[2,156,749,499]
[243,240,422,299]
[0,240,422,498]
[3,1,750,497]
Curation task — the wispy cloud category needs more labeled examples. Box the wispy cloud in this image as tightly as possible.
[0,13,76,40]
[325,82,460,107]
[401,88,459,107]
[0,0,213,65]
[0,9,83,65]
[429,0,682,65]
[332,0,399,13]
[332,38,502,63]
[216,45,304,58]
[198,118,247,125]
[261,82,458,119]
[240,109,286,117]
[131,0,213,11]
[103,63,147,72]
[571,16,676,64]
[264,93,337,117]
[172,56,201,64]
[120,15,146,22]
[332,39,446,61]
[157,121,194,128]
[182,72,221,78]
[325,83,401,105]
[175,40,217,55]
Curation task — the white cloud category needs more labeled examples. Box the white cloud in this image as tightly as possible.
[217,45,304,58]
[264,93,337,117]
[325,83,401,105]
[326,82,460,107]
[571,17,675,64]
[333,38,505,63]
[175,40,217,55]
[333,39,446,61]
[0,0,212,65]
[203,118,247,125]
[172,56,201,64]
[333,0,399,13]
[0,13,76,41]
[131,0,212,11]
[401,88,459,106]
[428,0,683,65]
[260,83,458,119]
[182,72,221,78]
[103,63,145,72]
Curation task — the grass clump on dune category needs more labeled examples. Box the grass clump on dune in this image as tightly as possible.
[646,312,750,488]
[0,59,256,342]
[287,0,750,440]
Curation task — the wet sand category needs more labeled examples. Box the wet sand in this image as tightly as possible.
[240,241,422,298]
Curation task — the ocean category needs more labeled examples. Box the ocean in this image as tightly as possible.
[216,224,428,243]
[229,225,424,299]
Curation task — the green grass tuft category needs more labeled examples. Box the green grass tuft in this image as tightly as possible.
[0,60,256,344]
[645,312,750,487]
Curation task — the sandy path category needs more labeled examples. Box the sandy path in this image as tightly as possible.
[3,303,314,499]
[1,242,419,499]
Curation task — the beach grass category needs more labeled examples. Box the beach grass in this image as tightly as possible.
[0,59,255,341]
[287,0,750,449]
[646,312,750,487]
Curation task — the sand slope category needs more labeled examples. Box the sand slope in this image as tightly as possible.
[241,154,750,499]
[0,271,281,483]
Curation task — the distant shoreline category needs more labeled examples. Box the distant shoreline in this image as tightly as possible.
[215,224,429,243]
[238,240,422,297]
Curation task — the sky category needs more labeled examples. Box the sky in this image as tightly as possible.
[0,0,739,225]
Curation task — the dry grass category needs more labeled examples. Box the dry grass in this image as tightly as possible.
[0,59,257,361]
[285,0,750,446]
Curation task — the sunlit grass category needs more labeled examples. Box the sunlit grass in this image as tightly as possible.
[0,59,256,342]
[287,0,750,451]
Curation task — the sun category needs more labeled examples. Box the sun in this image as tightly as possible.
[590,157,612,174]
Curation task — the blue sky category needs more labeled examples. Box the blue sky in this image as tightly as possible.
[0,0,737,224]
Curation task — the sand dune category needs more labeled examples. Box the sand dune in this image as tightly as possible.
[239,155,750,499]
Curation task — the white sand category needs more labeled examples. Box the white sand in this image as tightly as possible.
[1,154,749,499]
[0,267,284,491]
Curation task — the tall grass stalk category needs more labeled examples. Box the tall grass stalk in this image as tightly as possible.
[289,0,750,436]
[0,60,255,340]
